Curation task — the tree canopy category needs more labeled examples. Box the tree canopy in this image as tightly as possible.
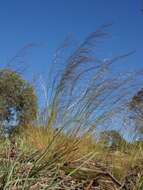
[0,69,37,133]
[129,88,143,140]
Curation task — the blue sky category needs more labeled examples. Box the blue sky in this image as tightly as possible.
[0,0,143,138]
[0,0,143,76]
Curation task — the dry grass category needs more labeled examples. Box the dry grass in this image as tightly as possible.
[0,125,143,189]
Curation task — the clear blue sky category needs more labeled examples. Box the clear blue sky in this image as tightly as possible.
[0,0,143,138]
[0,0,143,78]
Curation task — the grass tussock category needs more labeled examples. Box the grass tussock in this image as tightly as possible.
[0,26,143,189]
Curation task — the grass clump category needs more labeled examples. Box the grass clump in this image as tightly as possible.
[0,26,143,189]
